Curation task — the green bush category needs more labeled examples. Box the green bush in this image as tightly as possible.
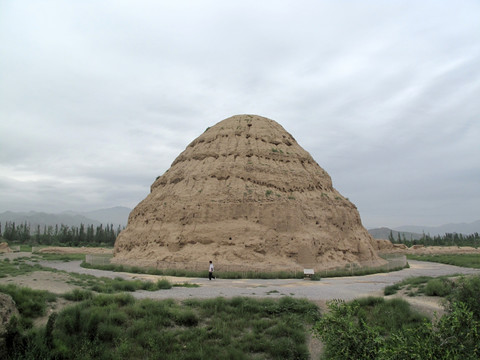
[48,296,316,359]
[0,284,56,319]
[37,253,86,261]
[383,275,452,297]
[310,273,322,281]
[314,284,480,360]
[424,278,455,297]
[69,272,174,294]
[0,259,46,277]
[2,295,319,359]
[173,309,199,326]
[92,293,135,307]
[384,283,400,295]
[62,289,93,301]
[3,316,23,354]
[448,275,480,319]
[380,302,480,359]
[313,299,382,359]
[156,278,172,289]
[349,297,426,336]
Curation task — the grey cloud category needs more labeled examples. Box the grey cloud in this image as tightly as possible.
[0,1,479,228]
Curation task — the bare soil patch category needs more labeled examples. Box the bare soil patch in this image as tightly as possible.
[0,271,79,294]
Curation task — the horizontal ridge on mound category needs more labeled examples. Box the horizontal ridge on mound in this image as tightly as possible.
[114,114,385,271]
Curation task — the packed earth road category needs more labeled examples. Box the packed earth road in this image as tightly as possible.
[37,258,480,302]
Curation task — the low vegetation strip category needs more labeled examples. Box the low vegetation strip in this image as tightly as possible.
[81,261,317,279]
[1,256,199,295]
[383,275,457,297]
[81,257,407,280]
[0,257,47,277]
[66,272,175,293]
[0,284,56,324]
[1,294,320,360]
[407,253,480,268]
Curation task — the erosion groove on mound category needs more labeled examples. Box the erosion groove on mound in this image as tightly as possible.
[113,115,385,271]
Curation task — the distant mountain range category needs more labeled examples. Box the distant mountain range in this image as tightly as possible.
[0,206,131,230]
[394,220,480,237]
[368,228,424,240]
[1,206,478,239]
[368,219,480,239]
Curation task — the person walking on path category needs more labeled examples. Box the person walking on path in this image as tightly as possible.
[208,260,215,280]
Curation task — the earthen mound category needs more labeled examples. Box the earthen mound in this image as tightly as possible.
[373,239,408,253]
[114,115,385,271]
[0,242,11,253]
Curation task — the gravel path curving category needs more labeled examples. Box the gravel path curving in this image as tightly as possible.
[39,259,480,301]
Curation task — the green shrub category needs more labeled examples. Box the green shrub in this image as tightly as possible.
[156,278,172,289]
[0,259,46,277]
[448,275,480,319]
[70,272,173,294]
[355,296,385,307]
[173,309,199,326]
[315,283,480,360]
[62,289,93,301]
[92,293,135,307]
[38,253,85,261]
[313,299,382,359]
[45,312,57,349]
[380,302,480,359]
[384,283,400,295]
[424,278,455,297]
[97,322,121,342]
[5,296,319,360]
[353,297,426,336]
[384,276,446,296]
[3,316,23,354]
[141,280,157,291]
[310,273,322,281]
[0,284,56,319]
[173,282,199,288]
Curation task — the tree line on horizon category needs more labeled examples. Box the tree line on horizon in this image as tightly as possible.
[389,230,480,248]
[0,221,123,247]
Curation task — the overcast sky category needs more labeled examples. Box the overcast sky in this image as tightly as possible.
[1,1,479,228]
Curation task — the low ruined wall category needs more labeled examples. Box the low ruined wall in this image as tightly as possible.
[101,254,407,276]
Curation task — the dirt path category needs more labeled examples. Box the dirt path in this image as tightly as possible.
[2,252,479,314]
[31,258,480,315]
[33,259,479,299]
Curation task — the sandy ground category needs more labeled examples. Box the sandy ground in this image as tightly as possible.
[0,271,78,294]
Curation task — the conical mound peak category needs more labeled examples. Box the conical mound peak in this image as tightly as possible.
[151,114,333,197]
[113,114,384,272]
